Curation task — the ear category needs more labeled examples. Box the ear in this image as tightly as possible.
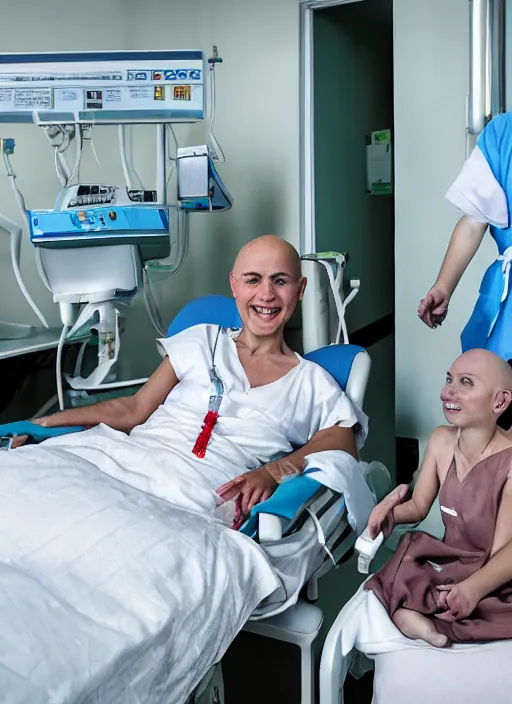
[298,276,307,301]
[494,389,512,415]
[229,271,238,299]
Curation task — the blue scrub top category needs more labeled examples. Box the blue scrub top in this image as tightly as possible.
[461,112,512,361]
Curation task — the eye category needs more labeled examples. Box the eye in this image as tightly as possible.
[275,277,287,286]
[461,376,473,386]
[245,277,259,285]
[446,376,452,384]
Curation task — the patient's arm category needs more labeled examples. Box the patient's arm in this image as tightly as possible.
[217,424,358,515]
[367,427,444,538]
[34,357,179,434]
[264,424,358,483]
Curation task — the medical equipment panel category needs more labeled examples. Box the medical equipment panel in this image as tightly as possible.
[0,46,230,403]
[0,51,205,124]
[29,206,169,251]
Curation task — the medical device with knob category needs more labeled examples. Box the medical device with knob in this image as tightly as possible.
[301,251,360,345]
[0,48,232,410]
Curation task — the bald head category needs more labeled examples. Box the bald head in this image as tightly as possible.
[451,349,512,391]
[232,235,302,280]
[229,235,307,339]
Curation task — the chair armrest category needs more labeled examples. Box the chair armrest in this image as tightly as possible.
[0,420,85,443]
[239,475,329,541]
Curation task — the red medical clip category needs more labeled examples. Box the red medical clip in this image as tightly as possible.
[192,410,219,458]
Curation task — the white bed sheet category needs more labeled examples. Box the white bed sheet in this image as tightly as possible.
[0,437,279,704]
[0,423,373,704]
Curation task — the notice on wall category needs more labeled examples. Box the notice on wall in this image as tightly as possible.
[366,129,393,196]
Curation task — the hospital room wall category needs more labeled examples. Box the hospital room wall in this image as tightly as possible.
[117,0,304,377]
[0,0,129,330]
[393,0,498,454]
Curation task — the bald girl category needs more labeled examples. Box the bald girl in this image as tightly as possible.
[365,348,512,648]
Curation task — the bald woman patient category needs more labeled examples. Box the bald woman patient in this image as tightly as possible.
[17,235,363,524]
[366,349,512,647]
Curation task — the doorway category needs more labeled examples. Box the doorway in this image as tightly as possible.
[302,0,395,475]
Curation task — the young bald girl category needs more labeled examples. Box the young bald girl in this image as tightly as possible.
[366,348,512,647]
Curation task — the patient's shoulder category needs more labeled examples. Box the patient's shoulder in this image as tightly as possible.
[428,425,457,453]
[301,358,344,391]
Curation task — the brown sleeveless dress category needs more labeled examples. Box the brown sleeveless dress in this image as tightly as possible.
[366,443,512,642]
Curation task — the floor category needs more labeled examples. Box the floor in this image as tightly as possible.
[223,550,382,704]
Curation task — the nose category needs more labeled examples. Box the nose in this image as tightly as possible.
[441,383,455,401]
[259,278,276,301]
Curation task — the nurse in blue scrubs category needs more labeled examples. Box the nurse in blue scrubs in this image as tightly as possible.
[419,112,512,362]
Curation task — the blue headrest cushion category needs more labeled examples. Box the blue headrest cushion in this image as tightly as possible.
[304,344,365,391]
[167,295,242,338]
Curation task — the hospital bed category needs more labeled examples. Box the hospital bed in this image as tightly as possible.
[0,294,391,704]
[319,511,512,704]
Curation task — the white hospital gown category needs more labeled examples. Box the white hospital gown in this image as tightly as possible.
[36,324,366,518]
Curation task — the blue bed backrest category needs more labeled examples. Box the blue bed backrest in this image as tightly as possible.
[166,295,364,391]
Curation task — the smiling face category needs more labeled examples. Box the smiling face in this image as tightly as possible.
[441,349,512,428]
[230,235,307,340]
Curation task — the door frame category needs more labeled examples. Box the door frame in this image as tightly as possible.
[299,0,365,255]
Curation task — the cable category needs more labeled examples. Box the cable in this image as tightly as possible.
[56,323,69,411]
[165,209,190,276]
[3,151,29,224]
[142,213,190,335]
[128,126,145,189]
[119,125,133,190]
[66,125,82,186]
[142,267,166,337]
[8,217,49,328]
[86,126,101,167]
[73,341,88,378]
[208,64,225,163]
[306,508,337,567]
[165,124,178,187]
[54,149,66,187]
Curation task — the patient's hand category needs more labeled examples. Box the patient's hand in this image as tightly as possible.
[367,484,409,539]
[216,466,278,517]
[11,435,29,449]
[435,580,480,622]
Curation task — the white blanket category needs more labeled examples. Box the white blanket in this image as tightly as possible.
[340,584,512,703]
[0,433,280,704]
[0,423,374,704]
[339,582,503,658]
